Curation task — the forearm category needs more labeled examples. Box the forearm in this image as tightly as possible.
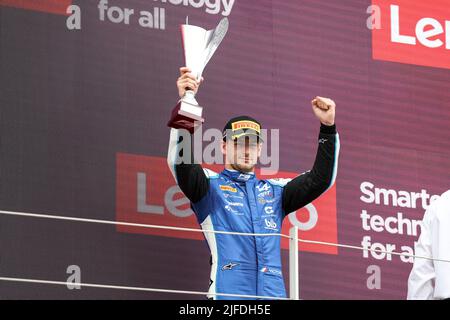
[282,124,339,214]
[167,128,209,203]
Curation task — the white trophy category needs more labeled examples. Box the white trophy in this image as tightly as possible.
[167,17,229,133]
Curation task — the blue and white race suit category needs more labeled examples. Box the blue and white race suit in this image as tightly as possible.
[167,124,340,299]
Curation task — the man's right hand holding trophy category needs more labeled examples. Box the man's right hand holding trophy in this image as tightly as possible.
[176,67,204,100]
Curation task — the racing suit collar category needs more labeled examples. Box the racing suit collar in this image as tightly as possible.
[222,169,256,183]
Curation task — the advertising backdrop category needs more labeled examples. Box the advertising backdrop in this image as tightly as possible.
[1,0,450,299]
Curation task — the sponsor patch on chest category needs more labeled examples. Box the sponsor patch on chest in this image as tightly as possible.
[220,185,237,193]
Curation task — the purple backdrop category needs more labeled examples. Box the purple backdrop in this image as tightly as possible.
[1,0,450,299]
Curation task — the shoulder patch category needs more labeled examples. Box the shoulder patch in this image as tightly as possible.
[203,168,219,179]
[266,178,292,187]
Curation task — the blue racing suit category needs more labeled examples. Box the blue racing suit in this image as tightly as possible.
[167,124,339,299]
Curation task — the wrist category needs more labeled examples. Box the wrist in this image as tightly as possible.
[320,123,336,134]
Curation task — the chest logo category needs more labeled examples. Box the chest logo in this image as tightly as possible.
[264,218,278,230]
[256,184,271,192]
[220,185,237,193]
[222,262,239,270]
[264,206,274,214]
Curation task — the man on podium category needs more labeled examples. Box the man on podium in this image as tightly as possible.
[167,67,340,300]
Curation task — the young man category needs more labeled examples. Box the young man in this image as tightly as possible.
[407,190,450,300]
[167,67,340,299]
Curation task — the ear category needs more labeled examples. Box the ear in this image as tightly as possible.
[221,140,227,155]
[257,142,263,158]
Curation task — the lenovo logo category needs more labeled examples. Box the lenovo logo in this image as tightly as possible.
[372,1,450,69]
[116,153,201,240]
[390,5,450,49]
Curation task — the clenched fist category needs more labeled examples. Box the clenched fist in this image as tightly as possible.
[177,67,204,98]
[311,96,336,126]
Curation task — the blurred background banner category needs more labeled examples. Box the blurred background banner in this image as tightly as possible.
[1,0,449,299]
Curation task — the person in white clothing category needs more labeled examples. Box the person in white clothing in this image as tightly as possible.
[407,190,450,300]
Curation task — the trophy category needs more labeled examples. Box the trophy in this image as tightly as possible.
[167,17,229,133]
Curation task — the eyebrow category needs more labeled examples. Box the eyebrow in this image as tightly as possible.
[234,141,259,145]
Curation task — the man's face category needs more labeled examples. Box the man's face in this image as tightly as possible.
[222,135,262,173]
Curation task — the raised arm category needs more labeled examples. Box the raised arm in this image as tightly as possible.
[282,96,340,215]
[167,67,208,203]
[282,124,339,214]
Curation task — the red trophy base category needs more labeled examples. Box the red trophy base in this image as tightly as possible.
[167,99,204,134]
